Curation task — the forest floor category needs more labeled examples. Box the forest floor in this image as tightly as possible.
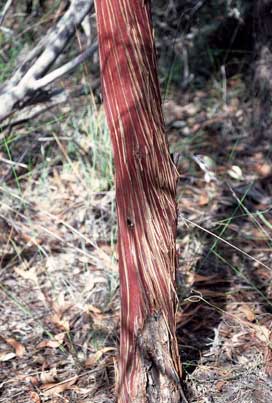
[1,3,272,403]
[1,74,272,403]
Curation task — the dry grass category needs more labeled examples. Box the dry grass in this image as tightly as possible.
[0,99,118,403]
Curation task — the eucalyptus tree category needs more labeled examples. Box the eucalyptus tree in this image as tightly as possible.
[0,1,185,401]
[95,1,183,401]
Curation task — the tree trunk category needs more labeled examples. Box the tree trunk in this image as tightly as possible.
[94,1,183,401]
[253,0,272,139]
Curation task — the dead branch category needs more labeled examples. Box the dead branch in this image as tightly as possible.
[0,79,100,133]
[0,0,14,26]
[0,0,94,124]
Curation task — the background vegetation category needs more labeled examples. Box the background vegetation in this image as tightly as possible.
[0,1,272,402]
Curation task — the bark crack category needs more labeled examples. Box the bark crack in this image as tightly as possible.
[137,311,182,403]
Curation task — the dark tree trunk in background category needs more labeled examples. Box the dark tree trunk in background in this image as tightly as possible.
[253,0,272,138]
[95,0,182,401]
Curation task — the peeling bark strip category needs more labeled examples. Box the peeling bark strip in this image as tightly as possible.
[95,1,182,401]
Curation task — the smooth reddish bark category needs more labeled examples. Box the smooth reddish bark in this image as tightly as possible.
[95,1,182,401]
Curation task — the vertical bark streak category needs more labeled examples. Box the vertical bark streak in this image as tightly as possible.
[95,1,182,401]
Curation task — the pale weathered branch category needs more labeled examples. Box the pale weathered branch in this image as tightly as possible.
[34,42,97,89]
[0,0,94,124]
[0,79,100,133]
[0,0,14,26]
[0,90,69,133]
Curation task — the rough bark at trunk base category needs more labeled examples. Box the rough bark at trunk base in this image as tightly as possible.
[95,1,183,401]
[136,311,181,402]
